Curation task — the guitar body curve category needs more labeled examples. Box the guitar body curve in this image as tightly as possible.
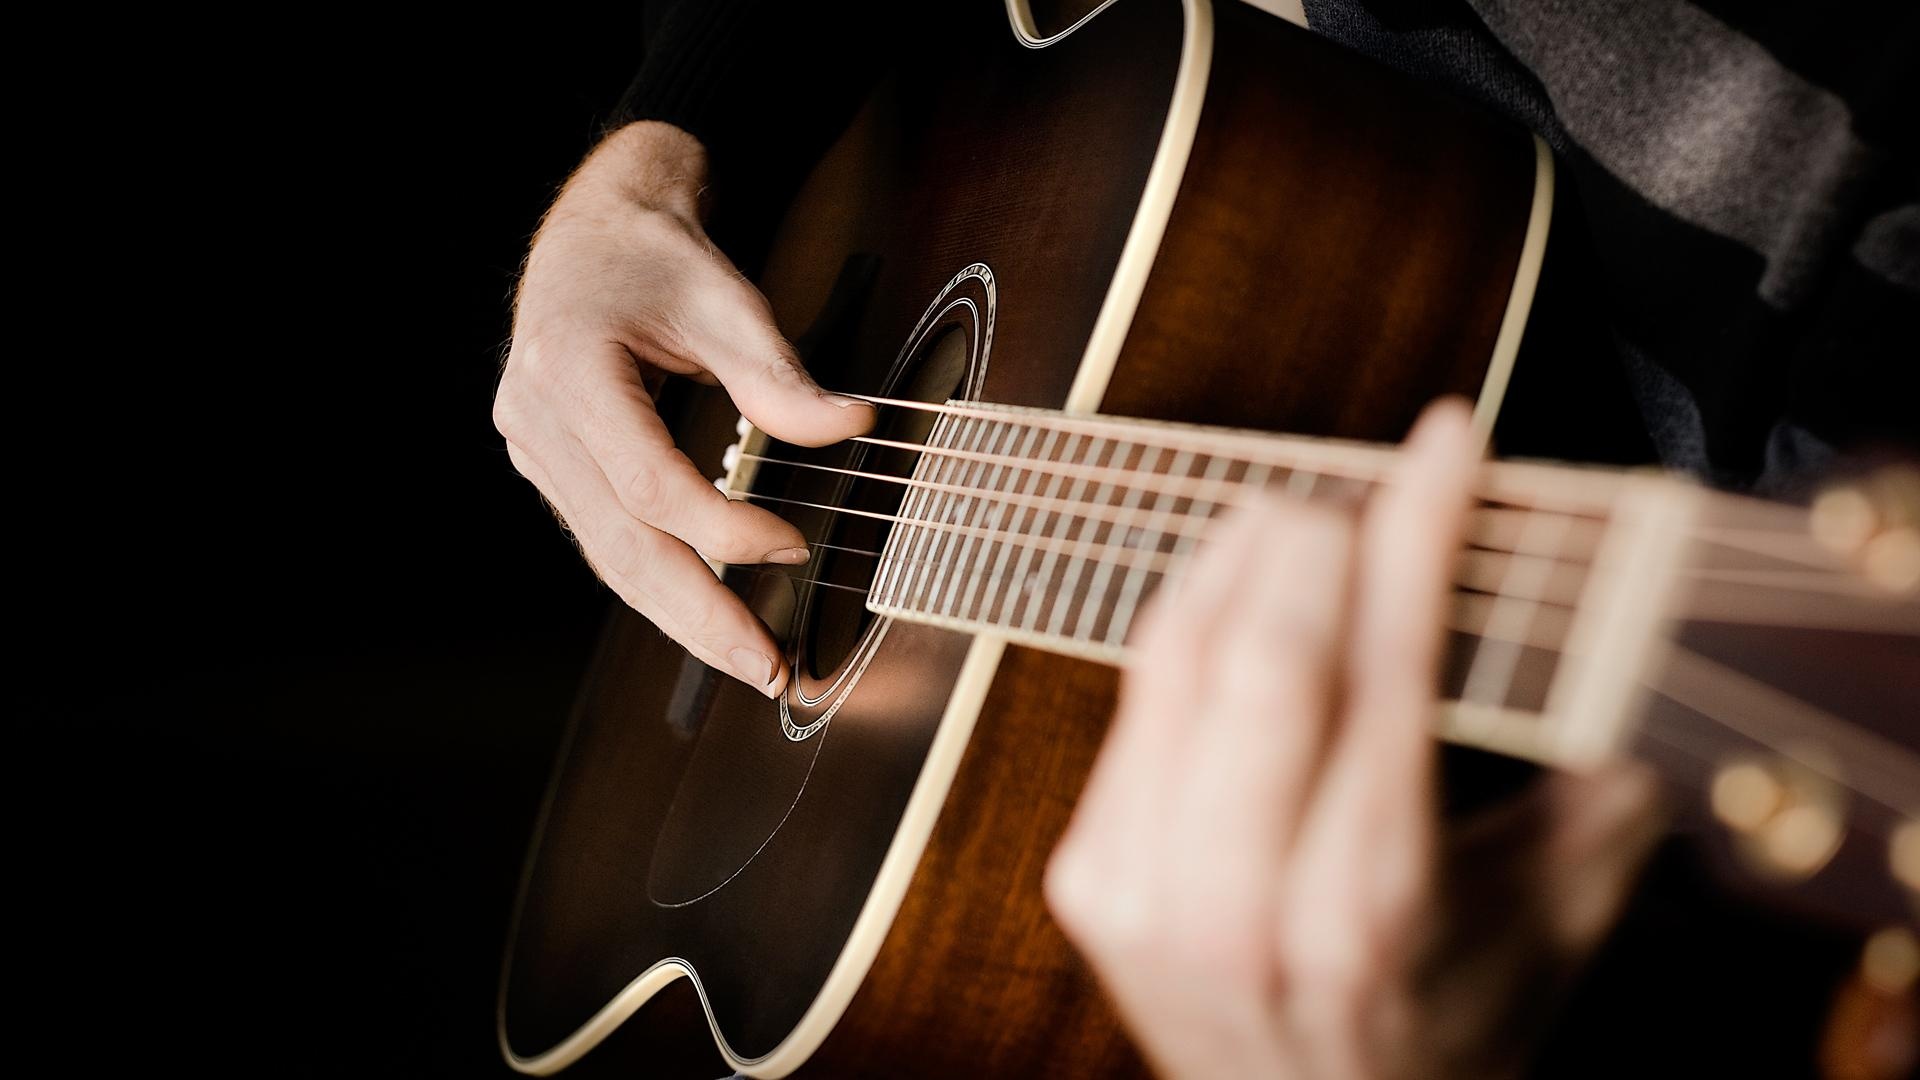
[499,2,1541,1076]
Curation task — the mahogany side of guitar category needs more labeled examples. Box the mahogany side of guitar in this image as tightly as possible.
[498,2,1534,1076]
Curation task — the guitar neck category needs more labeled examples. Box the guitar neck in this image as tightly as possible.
[861,399,1920,808]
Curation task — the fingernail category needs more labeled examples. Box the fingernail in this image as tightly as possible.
[821,393,874,410]
[766,546,810,565]
[728,647,775,689]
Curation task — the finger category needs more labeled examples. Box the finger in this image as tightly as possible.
[1270,400,1479,1073]
[504,428,790,697]
[1045,506,1268,949]
[1306,397,1482,908]
[1170,497,1354,880]
[1073,504,1270,834]
[1151,496,1356,1063]
[563,340,814,565]
[1527,763,1666,951]
[666,259,877,448]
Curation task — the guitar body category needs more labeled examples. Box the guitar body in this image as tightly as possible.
[500,2,1545,1075]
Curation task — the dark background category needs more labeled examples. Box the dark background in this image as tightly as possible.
[26,16,653,1075]
[19,11,1887,1079]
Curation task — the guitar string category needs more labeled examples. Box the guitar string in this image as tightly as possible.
[749,450,1884,597]
[1655,646,1920,815]
[732,489,1590,609]
[827,394,1842,566]
[721,557,1919,827]
[842,398,1856,557]
[732,505,1919,831]
[725,564,1570,648]
[743,453,1603,566]
[839,394,1627,510]
[732,465,1910,620]
[718,399,1916,848]
[746,502,1916,819]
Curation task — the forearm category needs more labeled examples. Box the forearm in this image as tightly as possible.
[605,0,898,270]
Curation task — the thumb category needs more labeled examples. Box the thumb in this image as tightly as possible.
[685,282,877,448]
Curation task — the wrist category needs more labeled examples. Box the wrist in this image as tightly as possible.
[568,120,712,225]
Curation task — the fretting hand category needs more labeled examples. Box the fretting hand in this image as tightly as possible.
[1044,399,1667,1079]
[493,121,875,697]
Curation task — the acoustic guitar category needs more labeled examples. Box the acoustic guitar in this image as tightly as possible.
[498,2,1919,1076]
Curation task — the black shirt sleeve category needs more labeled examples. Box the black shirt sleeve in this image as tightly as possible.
[604,0,899,273]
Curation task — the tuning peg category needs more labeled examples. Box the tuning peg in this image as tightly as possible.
[1710,754,1846,881]
[1863,926,1920,996]
[1812,465,1920,595]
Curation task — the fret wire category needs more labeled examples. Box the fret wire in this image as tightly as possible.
[1005,431,1088,630]
[958,420,1043,622]
[1285,462,1318,498]
[1121,452,1233,645]
[894,416,954,610]
[889,413,959,607]
[914,415,989,613]
[1077,443,1178,643]
[1472,508,1606,560]
[917,413,984,609]
[905,415,971,613]
[1101,447,1195,646]
[869,412,932,605]
[1108,452,1247,644]
[1024,435,1113,634]
[1456,549,1588,607]
[981,424,1064,626]
[936,418,1019,618]
[1049,438,1130,639]
[1457,511,1577,728]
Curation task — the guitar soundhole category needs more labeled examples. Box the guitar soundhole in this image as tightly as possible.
[801,323,973,680]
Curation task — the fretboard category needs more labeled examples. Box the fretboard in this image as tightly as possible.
[859,400,1910,778]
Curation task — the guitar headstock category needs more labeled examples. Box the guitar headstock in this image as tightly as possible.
[1625,463,1919,932]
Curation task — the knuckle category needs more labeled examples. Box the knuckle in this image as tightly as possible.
[1042,841,1098,929]
[592,524,648,582]
[620,460,670,519]
[700,524,778,565]
[1277,913,1375,999]
[1044,839,1150,951]
[492,392,529,444]
[510,333,563,383]
[1173,912,1274,991]
[679,594,744,658]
